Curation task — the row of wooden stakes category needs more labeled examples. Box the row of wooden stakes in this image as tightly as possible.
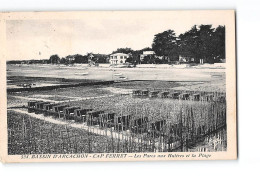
[27,101,168,135]
[132,90,226,102]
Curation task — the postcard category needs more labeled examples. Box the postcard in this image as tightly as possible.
[0,10,236,163]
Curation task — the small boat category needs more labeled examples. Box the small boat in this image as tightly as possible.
[119,76,127,80]
[113,73,123,76]
[74,72,89,76]
[76,67,87,70]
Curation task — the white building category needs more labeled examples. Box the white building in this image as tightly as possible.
[179,55,195,63]
[109,53,129,64]
[140,51,155,61]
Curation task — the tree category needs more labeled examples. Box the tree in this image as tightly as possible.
[112,48,134,54]
[141,47,153,52]
[92,54,108,63]
[179,25,200,62]
[126,55,134,64]
[211,25,225,62]
[73,54,88,63]
[142,55,156,64]
[60,57,66,64]
[152,30,178,62]
[49,54,60,64]
[197,25,215,63]
[178,25,223,63]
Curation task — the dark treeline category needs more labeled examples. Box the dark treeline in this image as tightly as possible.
[49,53,108,65]
[110,25,225,64]
[7,59,49,65]
[7,24,225,65]
[177,25,225,63]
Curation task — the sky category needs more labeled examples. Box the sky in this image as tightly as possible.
[5,11,225,60]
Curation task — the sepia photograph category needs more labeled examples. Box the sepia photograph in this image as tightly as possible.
[0,10,236,162]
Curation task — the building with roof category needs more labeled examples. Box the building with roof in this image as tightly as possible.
[179,55,195,63]
[140,51,155,61]
[109,53,129,64]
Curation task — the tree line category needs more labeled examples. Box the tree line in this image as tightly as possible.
[113,25,225,64]
[49,53,108,65]
[7,24,225,65]
[177,25,225,63]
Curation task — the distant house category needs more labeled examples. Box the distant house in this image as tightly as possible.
[88,54,95,60]
[179,55,195,63]
[140,51,155,61]
[85,53,109,63]
[65,56,76,63]
[109,53,129,64]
